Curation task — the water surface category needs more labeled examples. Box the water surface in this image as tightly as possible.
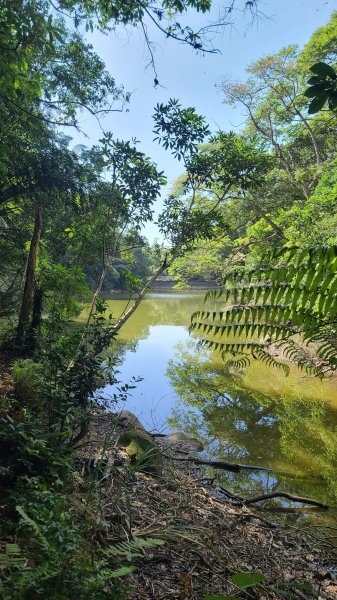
[80,292,337,517]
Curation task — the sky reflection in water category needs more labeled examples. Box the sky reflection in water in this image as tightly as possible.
[83,292,337,519]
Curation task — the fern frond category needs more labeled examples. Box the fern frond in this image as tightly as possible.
[0,544,26,570]
[192,245,337,375]
[103,537,165,559]
[226,356,251,369]
[276,339,323,376]
[191,320,294,340]
[16,506,50,551]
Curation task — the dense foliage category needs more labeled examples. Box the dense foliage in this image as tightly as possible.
[1,2,337,597]
[170,14,337,375]
[0,1,263,597]
[170,13,337,288]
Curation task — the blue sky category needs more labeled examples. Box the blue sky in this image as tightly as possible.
[67,0,336,241]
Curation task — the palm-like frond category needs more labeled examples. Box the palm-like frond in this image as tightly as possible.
[190,245,337,376]
[103,537,165,559]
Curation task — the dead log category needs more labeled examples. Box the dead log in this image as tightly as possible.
[236,491,328,509]
[163,455,272,473]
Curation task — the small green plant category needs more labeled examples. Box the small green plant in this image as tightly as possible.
[0,500,158,598]
[204,572,314,599]
[12,359,44,406]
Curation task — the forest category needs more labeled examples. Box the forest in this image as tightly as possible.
[1,1,337,598]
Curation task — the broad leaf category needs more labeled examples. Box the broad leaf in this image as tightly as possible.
[310,62,337,79]
[230,571,266,589]
[308,94,329,114]
[204,596,239,600]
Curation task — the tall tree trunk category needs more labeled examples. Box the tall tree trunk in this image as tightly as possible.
[16,201,42,347]
[26,287,44,351]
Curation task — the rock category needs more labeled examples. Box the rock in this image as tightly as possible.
[165,432,204,452]
[117,428,162,476]
[112,410,146,433]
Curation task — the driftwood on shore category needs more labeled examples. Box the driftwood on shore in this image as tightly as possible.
[218,486,328,509]
[163,454,272,473]
[163,454,328,510]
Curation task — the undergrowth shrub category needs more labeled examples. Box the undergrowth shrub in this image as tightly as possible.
[12,360,45,407]
[0,302,138,598]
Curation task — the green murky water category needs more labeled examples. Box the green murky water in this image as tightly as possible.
[79,291,337,520]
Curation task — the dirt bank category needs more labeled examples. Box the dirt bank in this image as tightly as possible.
[80,410,337,599]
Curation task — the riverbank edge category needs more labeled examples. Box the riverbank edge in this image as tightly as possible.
[80,408,337,599]
[1,353,336,599]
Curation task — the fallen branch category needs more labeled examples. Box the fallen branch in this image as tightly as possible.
[217,485,244,502]
[163,455,272,473]
[232,492,328,509]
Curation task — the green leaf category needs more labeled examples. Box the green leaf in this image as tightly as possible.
[272,588,295,598]
[308,93,328,114]
[110,566,135,578]
[294,581,314,590]
[204,596,239,600]
[310,62,337,79]
[304,83,328,98]
[230,572,266,589]
[307,75,323,84]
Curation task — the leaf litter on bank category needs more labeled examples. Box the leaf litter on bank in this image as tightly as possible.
[76,409,337,599]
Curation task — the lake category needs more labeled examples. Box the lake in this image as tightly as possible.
[79,291,337,519]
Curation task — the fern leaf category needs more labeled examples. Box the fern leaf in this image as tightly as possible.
[193,245,337,375]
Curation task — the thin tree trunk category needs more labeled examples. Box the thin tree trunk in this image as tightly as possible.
[293,108,322,164]
[16,201,42,346]
[259,76,322,165]
[67,250,177,373]
[84,216,118,329]
[112,253,176,334]
[85,264,109,327]
[248,108,310,199]
[260,212,284,237]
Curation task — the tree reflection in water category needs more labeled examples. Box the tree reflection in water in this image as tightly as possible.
[167,342,337,513]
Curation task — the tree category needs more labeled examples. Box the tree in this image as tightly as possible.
[218,43,336,204]
[110,100,272,332]
[82,134,166,327]
[0,1,127,134]
[299,11,337,66]
[14,132,97,346]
